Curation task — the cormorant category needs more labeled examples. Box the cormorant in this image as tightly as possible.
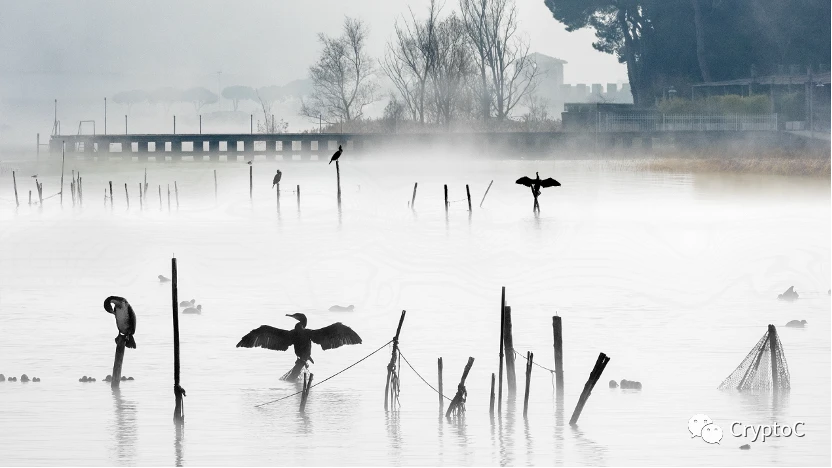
[159,275,170,283]
[236,313,362,381]
[182,305,202,314]
[329,304,355,312]
[329,145,343,165]
[104,296,137,349]
[272,169,283,188]
[778,286,799,301]
[516,172,560,210]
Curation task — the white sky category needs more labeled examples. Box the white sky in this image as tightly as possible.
[0,0,627,98]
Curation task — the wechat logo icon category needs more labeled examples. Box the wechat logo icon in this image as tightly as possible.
[689,414,723,444]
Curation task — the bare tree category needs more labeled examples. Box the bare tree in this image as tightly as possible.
[459,0,492,120]
[429,13,473,129]
[301,17,378,124]
[460,0,541,121]
[380,1,441,125]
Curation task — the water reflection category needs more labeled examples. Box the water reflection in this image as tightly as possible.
[110,388,137,465]
[571,425,606,466]
[523,415,534,466]
[498,398,517,466]
[385,411,402,463]
[174,423,184,467]
[553,388,565,466]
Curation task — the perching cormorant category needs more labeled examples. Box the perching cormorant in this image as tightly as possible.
[104,296,137,349]
[272,169,283,188]
[516,172,560,210]
[329,145,343,165]
[236,313,362,380]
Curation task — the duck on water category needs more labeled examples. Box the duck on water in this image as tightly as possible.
[236,313,361,382]
[182,305,202,314]
[329,305,354,312]
[103,296,137,349]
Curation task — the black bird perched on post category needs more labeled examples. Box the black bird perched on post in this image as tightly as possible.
[236,313,361,381]
[516,172,560,211]
[103,296,137,349]
[272,169,282,188]
[329,145,343,165]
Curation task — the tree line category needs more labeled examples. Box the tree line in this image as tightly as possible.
[544,0,831,107]
[301,0,546,131]
[111,85,303,114]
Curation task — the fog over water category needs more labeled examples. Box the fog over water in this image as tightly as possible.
[0,156,829,465]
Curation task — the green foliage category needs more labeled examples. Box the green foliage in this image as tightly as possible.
[657,95,772,114]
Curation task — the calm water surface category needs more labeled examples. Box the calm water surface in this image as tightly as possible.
[0,157,829,466]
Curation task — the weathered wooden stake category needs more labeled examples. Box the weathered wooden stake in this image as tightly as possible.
[768,324,779,390]
[174,182,179,210]
[158,185,162,210]
[213,169,217,202]
[480,180,494,207]
[445,357,475,419]
[144,168,148,195]
[384,310,406,411]
[466,184,472,212]
[553,316,564,394]
[172,257,185,424]
[28,190,31,206]
[300,373,314,413]
[336,160,342,207]
[111,336,126,389]
[489,373,496,418]
[497,286,506,415]
[297,185,301,211]
[504,305,517,398]
[523,351,534,418]
[138,183,143,210]
[167,185,171,211]
[12,171,18,207]
[109,181,113,207]
[249,165,253,201]
[37,181,43,205]
[411,183,418,209]
[124,183,129,208]
[569,352,610,426]
[444,185,448,212]
[438,357,444,412]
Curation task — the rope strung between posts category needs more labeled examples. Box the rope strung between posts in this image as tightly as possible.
[254,338,394,408]
[514,349,556,393]
[398,348,452,401]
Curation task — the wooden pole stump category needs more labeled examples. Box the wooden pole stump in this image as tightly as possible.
[444,185,448,212]
[768,324,779,390]
[60,141,65,206]
[109,181,114,207]
[466,184,472,212]
[438,357,443,412]
[569,352,610,426]
[480,180,493,207]
[384,310,406,411]
[111,335,127,389]
[523,351,534,418]
[12,171,18,207]
[445,357,475,420]
[28,190,31,206]
[124,183,129,209]
[336,160,342,207]
[504,305,517,398]
[139,183,143,210]
[174,182,179,210]
[489,373,496,418]
[300,373,314,413]
[158,185,162,210]
[553,316,564,394]
[167,185,171,212]
[497,286,506,415]
[171,257,185,424]
[411,183,418,209]
[249,165,253,201]
[297,185,300,211]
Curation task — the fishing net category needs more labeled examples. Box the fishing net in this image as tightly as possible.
[718,325,790,391]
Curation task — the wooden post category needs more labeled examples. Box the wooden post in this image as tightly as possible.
[489,373,496,418]
[569,352,610,426]
[444,185,448,212]
[768,324,779,390]
[297,185,301,211]
[480,180,493,207]
[438,357,444,412]
[497,286,506,415]
[139,183,143,210]
[523,351,533,418]
[553,316,564,394]
[144,168,147,196]
[124,183,129,208]
[158,185,162,210]
[107,181,113,207]
[504,305,516,398]
[249,165,253,201]
[28,190,31,206]
[336,160,342,207]
[213,170,217,202]
[60,141,65,206]
[384,310,406,411]
[411,183,417,209]
[199,115,202,134]
[174,182,179,210]
[71,170,75,205]
[37,181,43,205]
[172,257,185,424]
[111,336,126,389]
[466,184,472,212]
[300,373,314,413]
[173,115,176,134]
[78,175,82,205]
[445,357,475,419]
[276,182,280,212]
[167,185,171,211]
[12,171,18,207]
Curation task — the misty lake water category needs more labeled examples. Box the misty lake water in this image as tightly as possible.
[0,155,829,466]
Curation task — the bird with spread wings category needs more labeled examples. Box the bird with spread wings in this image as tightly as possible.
[516,172,561,211]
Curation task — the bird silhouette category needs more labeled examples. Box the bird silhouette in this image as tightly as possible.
[182,305,202,314]
[329,145,343,165]
[158,275,170,283]
[272,169,282,188]
[103,296,137,349]
[247,160,253,165]
[778,286,799,301]
[179,299,195,308]
[236,313,361,381]
[516,172,560,210]
[30,174,38,178]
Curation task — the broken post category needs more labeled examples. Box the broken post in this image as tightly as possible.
[384,310,406,411]
[553,316,564,394]
[445,357,475,420]
[139,183,143,210]
[109,181,113,207]
[444,185,448,212]
[411,183,417,209]
[158,185,162,210]
[497,286,506,415]
[523,351,534,418]
[466,184,472,212]
[489,373,495,418]
[28,190,31,206]
[569,352,610,426]
[768,324,779,390]
[37,181,43,205]
[297,185,300,211]
[111,335,127,389]
[336,160,342,207]
[12,171,18,207]
[504,305,517,398]
[144,168,148,196]
[174,182,179,210]
[172,257,185,424]
[124,183,129,209]
[249,165,253,201]
[438,357,443,412]
[167,185,171,212]
[480,180,493,207]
